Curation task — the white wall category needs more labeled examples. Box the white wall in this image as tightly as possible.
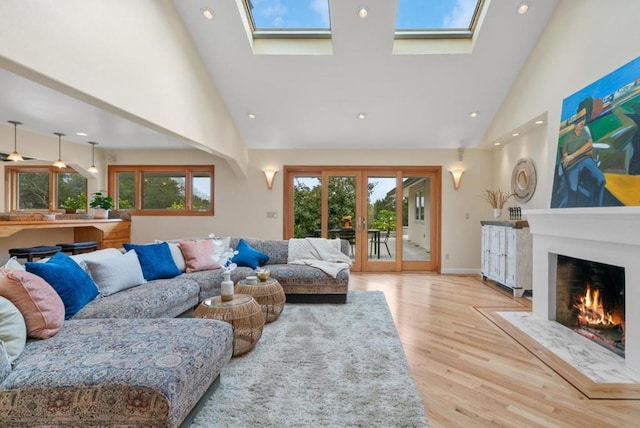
[484,0,640,205]
[103,147,494,273]
[0,127,106,211]
[0,0,247,175]
[492,121,550,209]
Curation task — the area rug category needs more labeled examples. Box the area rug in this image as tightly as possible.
[191,290,429,427]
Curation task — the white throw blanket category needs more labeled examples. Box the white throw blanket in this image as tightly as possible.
[288,238,352,278]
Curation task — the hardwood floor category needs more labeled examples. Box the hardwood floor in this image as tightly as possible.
[349,273,640,427]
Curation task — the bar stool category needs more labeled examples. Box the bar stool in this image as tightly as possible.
[56,241,99,255]
[8,245,62,262]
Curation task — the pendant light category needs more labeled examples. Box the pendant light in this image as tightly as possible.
[87,141,99,174]
[7,120,24,162]
[52,132,66,169]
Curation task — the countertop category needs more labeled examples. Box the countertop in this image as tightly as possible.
[480,220,529,228]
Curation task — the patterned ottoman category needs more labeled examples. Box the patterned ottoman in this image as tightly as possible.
[0,318,233,428]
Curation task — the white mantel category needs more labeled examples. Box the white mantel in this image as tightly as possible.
[524,207,640,370]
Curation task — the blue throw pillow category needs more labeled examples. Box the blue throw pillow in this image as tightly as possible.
[231,239,269,269]
[26,252,98,320]
[123,242,181,281]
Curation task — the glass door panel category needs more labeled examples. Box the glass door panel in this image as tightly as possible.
[285,166,440,273]
[292,175,322,238]
[364,175,398,270]
[401,174,433,270]
[325,173,359,269]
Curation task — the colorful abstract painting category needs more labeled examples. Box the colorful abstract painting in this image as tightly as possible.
[551,55,640,208]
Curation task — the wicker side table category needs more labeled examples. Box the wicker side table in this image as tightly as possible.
[193,294,264,357]
[235,278,286,323]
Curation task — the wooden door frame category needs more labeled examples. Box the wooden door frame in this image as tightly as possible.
[283,165,441,273]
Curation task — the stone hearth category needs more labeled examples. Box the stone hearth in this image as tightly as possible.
[524,207,640,371]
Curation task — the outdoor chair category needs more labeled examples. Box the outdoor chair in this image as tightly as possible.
[370,230,392,258]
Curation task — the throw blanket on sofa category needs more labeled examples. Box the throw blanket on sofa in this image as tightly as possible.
[288,238,352,278]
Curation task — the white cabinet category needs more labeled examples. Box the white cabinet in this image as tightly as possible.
[480,223,532,297]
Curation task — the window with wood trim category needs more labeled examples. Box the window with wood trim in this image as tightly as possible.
[4,166,87,211]
[415,190,424,221]
[108,165,214,216]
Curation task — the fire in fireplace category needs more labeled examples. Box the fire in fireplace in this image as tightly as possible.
[556,255,625,357]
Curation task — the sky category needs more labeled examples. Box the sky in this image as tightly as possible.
[248,0,477,30]
[560,55,640,121]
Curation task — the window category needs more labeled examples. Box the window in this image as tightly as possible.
[242,0,330,38]
[415,190,424,221]
[108,165,214,216]
[395,0,484,39]
[5,166,87,211]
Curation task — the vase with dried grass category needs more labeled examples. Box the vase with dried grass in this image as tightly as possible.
[479,188,513,219]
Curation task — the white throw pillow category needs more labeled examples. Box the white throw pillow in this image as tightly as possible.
[85,250,146,297]
[1,257,25,271]
[69,248,124,265]
[0,296,27,362]
[168,242,187,272]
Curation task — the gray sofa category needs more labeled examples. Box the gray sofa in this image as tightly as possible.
[73,237,351,320]
[0,237,351,427]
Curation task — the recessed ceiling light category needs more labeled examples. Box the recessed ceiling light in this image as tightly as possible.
[494,142,501,146]
[247,113,256,119]
[512,133,520,137]
[76,132,88,136]
[358,7,368,18]
[357,113,367,120]
[534,120,544,125]
[469,111,479,118]
[201,7,214,20]
[517,1,530,15]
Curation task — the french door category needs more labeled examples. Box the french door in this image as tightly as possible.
[284,166,441,272]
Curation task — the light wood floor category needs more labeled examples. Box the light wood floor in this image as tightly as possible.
[349,273,640,428]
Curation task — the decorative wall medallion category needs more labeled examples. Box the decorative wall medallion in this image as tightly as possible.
[511,158,537,202]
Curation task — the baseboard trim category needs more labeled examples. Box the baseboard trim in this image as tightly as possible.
[440,268,480,275]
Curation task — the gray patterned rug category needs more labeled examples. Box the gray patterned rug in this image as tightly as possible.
[191,290,429,427]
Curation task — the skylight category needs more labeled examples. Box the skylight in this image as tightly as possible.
[243,0,330,38]
[395,0,484,38]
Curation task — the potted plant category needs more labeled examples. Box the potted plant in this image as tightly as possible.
[90,191,114,219]
[61,192,87,214]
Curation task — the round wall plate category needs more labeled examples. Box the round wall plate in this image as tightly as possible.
[511,158,537,202]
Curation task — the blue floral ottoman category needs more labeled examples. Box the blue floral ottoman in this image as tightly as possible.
[0,317,233,427]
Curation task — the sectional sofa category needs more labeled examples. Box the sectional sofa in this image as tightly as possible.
[0,236,351,427]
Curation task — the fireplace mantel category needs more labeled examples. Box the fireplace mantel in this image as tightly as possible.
[524,207,640,246]
[523,207,640,370]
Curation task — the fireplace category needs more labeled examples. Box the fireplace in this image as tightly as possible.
[556,255,625,357]
[523,207,640,371]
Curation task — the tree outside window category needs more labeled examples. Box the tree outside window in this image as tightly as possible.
[6,166,87,211]
[109,165,213,216]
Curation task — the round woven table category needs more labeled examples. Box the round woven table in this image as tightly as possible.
[193,294,264,357]
[235,278,286,323]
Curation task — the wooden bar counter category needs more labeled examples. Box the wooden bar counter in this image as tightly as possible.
[0,219,131,250]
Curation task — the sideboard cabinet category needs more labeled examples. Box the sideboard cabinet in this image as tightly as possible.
[480,221,532,297]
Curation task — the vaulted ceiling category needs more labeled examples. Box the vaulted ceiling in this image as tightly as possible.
[0,0,558,152]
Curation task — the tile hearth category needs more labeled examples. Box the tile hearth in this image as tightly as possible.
[498,311,640,384]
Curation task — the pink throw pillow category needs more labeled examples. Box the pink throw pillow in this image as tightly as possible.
[179,240,221,273]
[0,270,65,339]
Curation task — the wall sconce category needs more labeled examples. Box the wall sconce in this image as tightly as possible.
[263,168,278,189]
[449,169,464,190]
[7,120,24,162]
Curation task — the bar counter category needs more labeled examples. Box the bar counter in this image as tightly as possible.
[0,219,131,249]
